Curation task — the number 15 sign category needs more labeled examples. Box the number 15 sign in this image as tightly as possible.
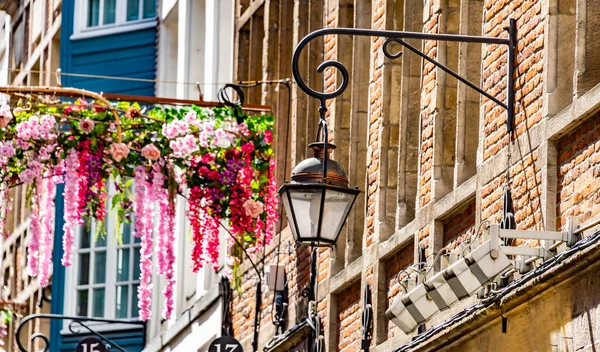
[76,337,108,352]
[208,336,243,352]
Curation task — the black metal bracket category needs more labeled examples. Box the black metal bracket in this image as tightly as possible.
[15,314,146,352]
[37,285,51,309]
[361,285,373,352]
[291,19,518,133]
[221,276,234,337]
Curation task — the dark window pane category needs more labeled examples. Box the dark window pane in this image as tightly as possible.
[122,222,132,244]
[77,289,89,316]
[94,251,106,284]
[133,247,141,279]
[78,253,90,285]
[143,0,156,18]
[96,231,107,247]
[117,248,130,282]
[116,285,129,318]
[92,288,105,317]
[131,284,139,318]
[103,0,116,24]
[80,221,91,249]
[88,0,100,27]
[127,0,140,21]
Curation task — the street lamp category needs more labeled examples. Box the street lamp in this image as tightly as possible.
[279,141,360,247]
[286,18,518,350]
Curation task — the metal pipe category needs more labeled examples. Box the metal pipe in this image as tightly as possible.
[507,19,517,133]
[307,248,318,352]
[548,241,564,252]
[574,218,600,235]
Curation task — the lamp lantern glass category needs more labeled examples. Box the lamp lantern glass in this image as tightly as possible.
[278,142,360,247]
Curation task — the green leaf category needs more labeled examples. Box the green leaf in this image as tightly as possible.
[94,123,107,135]
[125,178,134,188]
[117,101,131,110]
[112,194,123,209]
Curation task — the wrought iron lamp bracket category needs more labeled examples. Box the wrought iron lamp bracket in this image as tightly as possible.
[292,19,518,133]
[15,314,146,352]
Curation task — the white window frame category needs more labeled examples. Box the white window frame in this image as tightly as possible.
[63,184,142,333]
[71,0,157,40]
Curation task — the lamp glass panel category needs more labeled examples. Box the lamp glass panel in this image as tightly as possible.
[320,189,357,242]
[288,188,323,240]
[281,191,299,240]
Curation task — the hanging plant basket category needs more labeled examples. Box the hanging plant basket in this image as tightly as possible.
[0,90,278,321]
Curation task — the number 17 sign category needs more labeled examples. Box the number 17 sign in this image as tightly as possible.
[208,336,243,352]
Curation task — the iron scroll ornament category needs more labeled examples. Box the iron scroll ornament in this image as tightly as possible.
[291,20,517,132]
[15,314,146,352]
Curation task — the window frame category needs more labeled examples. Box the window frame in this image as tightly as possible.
[63,185,142,333]
[71,0,157,41]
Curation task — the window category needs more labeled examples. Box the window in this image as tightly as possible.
[115,222,141,319]
[72,0,157,40]
[75,219,107,318]
[70,218,140,321]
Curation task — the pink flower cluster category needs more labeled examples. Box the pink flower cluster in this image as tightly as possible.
[18,159,44,184]
[62,150,82,266]
[78,118,95,134]
[141,144,160,161]
[15,114,56,140]
[162,119,189,139]
[27,178,42,277]
[170,134,199,158]
[134,166,154,321]
[27,172,60,287]
[0,185,11,237]
[153,165,176,319]
[0,141,15,160]
[263,159,279,245]
[243,199,264,218]
[38,177,56,287]
[188,187,221,272]
[110,143,129,162]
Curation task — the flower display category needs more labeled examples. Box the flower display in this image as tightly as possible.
[0,100,277,322]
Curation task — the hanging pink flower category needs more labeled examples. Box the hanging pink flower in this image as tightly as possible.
[141,144,161,161]
[0,185,12,238]
[135,166,154,321]
[62,150,82,266]
[78,118,95,134]
[263,159,279,245]
[110,143,130,162]
[243,199,264,218]
[27,177,43,277]
[39,177,56,287]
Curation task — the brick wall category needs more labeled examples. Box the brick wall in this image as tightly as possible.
[443,200,476,254]
[335,281,361,352]
[557,114,600,230]
[384,244,415,340]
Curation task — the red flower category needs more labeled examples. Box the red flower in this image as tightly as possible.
[263,130,273,144]
[241,142,254,154]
